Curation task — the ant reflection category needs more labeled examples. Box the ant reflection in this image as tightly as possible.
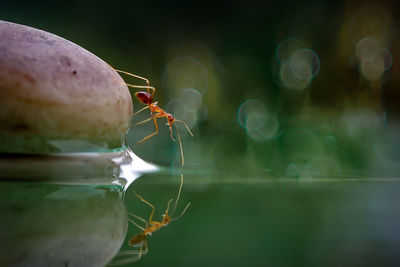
[110,174,190,265]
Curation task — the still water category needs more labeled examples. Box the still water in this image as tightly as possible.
[0,182,126,267]
[115,172,400,267]
[1,156,399,267]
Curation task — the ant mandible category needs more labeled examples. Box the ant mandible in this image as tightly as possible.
[115,69,194,166]
[109,174,191,265]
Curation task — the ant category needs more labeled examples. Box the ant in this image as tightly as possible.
[115,69,194,166]
[109,174,191,265]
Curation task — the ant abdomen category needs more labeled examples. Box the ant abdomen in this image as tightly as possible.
[135,91,153,105]
[129,233,146,247]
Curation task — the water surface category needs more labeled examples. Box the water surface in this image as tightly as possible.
[116,172,400,267]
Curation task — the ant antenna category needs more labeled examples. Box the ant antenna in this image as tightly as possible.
[175,119,194,137]
[171,174,184,217]
[173,121,193,166]
[171,203,191,222]
[174,125,184,167]
[165,198,173,214]
[168,126,176,142]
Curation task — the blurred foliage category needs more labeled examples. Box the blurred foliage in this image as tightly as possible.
[1,0,400,177]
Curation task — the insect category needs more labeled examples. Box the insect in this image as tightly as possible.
[109,174,191,265]
[115,69,194,166]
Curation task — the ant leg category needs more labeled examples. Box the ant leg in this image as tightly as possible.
[114,69,150,85]
[108,250,143,265]
[133,105,149,117]
[121,115,151,138]
[122,107,150,133]
[128,217,146,231]
[134,191,156,223]
[134,116,153,126]
[138,243,143,259]
[143,240,149,256]
[129,212,148,225]
[121,113,151,134]
[136,117,159,144]
[114,69,155,95]
[125,83,156,96]
[138,241,149,258]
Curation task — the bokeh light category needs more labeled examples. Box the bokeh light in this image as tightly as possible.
[246,115,279,141]
[354,37,393,81]
[274,39,320,90]
[166,98,197,128]
[376,48,393,71]
[162,56,209,97]
[179,88,203,112]
[355,37,379,61]
[360,56,385,81]
[285,163,300,178]
[165,87,204,129]
[238,99,279,141]
[291,49,320,78]
[280,60,312,90]
[275,38,306,64]
[238,99,268,131]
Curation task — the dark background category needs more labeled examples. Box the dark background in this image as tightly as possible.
[2,0,400,177]
[3,2,400,266]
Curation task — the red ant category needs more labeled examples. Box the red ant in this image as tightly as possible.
[109,174,191,265]
[115,69,193,166]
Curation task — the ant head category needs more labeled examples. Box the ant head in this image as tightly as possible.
[162,213,171,225]
[167,114,175,126]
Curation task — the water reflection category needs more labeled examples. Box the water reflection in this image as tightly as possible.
[110,174,190,265]
[0,148,157,190]
[0,148,157,267]
[0,182,127,267]
[114,171,400,267]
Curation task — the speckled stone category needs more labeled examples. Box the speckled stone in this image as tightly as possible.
[0,20,133,153]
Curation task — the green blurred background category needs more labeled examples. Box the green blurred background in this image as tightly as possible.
[2,1,400,266]
[2,0,400,177]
